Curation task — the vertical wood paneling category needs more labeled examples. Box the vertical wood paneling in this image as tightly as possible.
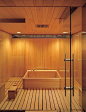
[12,38,25,77]
[72,32,82,85]
[23,0,34,6]
[2,0,16,6]
[59,38,70,77]
[36,7,43,24]
[18,7,33,34]
[43,39,59,70]
[25,38,44,70]
[30,7,38,24]
[44,0,54,6]
[12,0,25,6]
[0,0,6,6]
[12,7,24,18]
[0,31,12,83]
[71,0,86,6]
[12,38,71,77]
[62,0,74,6]
[34,0,44,6]
[11,34,82,80]
[46,7,55,25]
[53,0,64,6]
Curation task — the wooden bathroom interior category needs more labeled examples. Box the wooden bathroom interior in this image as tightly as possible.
[0,1,86,112]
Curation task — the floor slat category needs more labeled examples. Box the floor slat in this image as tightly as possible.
[0,77,81,112]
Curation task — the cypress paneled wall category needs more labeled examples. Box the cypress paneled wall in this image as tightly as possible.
[11,33,82,86]
[0,31,82,84]
[0,31,12,83]
[11,38,70,77]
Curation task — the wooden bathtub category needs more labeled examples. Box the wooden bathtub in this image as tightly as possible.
[23,70,61,89]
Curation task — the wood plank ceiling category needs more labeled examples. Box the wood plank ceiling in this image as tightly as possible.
[0,0,85,35]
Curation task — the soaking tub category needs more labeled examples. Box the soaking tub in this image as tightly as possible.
[23,70,61,89]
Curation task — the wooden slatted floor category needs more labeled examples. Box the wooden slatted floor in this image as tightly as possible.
[0,77,82,112]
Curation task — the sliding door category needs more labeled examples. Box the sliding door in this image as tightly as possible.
[71,6,83,112]
[59,7,71,112]
[59,7,82,112]
[71,6,86,112]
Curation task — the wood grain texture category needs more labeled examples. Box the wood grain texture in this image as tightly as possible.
[26,70,60,78]
[0,30,12,83]
[23,70,61,89]
[12,38,70,77]
[0,77,81,111]
[71,7,82,34]
[82,34,86,112]
[82,7,86,32]
[0,0,85,6]
[59,38,70,77]
[8,85,17,99]
[23,78,61,89]
[0,6,83,35]
[12,38,25,77]
[25,38,60,72]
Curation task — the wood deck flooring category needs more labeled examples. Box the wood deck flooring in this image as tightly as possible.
[0,77,82,112]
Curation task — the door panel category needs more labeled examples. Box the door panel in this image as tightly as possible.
[59,7,71,112]
[71,7,82,112]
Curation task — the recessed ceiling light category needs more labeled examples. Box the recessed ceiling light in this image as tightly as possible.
[82,31,86,34]
[63,32,68,34]
[17,32,21,34]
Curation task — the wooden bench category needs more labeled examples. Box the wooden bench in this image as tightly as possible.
[8,85,17,99]
[0,83,5,102]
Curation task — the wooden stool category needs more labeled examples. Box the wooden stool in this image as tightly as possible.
[8,85,17,99]
[0,83,5,102]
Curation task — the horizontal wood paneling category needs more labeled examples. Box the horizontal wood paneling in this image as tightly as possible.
[0,30,12,83]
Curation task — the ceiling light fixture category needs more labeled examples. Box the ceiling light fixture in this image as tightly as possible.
[63,32,68,34]
[17,32,21,34]
[82,31,86,34]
